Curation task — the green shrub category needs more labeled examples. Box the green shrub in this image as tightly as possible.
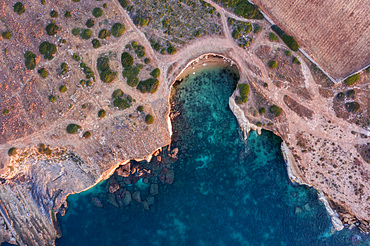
[118,0,129,8]
[133,44,145,58]
[121,52,134,67]
[344,74,360,86]
[73,53,80,61]
[46,23,59,35]
[66,123,81,134]
[232,29,241,39]
[80,29,93,39]
[256,122,262,127]
[83,131,91,138]
[103,3,108,8]
[345,102,360,113]
[258,107,265,115]
[98,29,111,39]
[235,96,242,105]
[234,1,263,19]
[40,0,45,5]
[93,8,103,17]
[38,68,49,78]
[137,78,159,93]
[253,24,262,33]
[269,60,278,69]
[72,0,80,2]
[150,68,160,78]
[72,28,80,36]
[49,95,56,102]
[98,109,106,118]
[92,39,101,48]
[8,147,17,156]
[144,58,151,64]
[137,105,144,112]
[145,114,154,124]
[39,41,57,60]
[24,51,36,70]
[113,97,130,109]
[263,82,268,88]
[111,23,126,37]
[112,89,123,98]
[13,2,25,15]
[59,85,67,93]
[167,45,177,55]
[336,92,345,100]
[2,31,11,39]
[281,34,299,51]
[122,65,141,78]
[238,83,249,103]
[86,18,95,28]
[97,57,117,83]
[346,89,356,99]
[3,109,9,115]
[269,32,278,42]
[50,10,58,18]
[285,50,291,56]
[134,17,149,27]
[269,105,282,117]
[65,11,71,18]
[126,76,139,87]
[292,57,300,65]
[366,66,370,73]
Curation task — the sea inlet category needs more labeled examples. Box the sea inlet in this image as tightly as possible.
[56,62,368,246]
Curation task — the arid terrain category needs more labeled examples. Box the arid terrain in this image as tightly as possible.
[0,0,369,245]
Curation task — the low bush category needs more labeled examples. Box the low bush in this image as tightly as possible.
[66,123,81,134]
[65,11,71,18]
[49,95,56,102]
[137,78,159,93]
[39,41,57,60]
[13,2,25,15]
[92,39,101,48]
[269,105,282,117]
[234,96,242,105]
[112,89,123,98]
[24,51,36,70]
[281,34,299,51]
[86,18,95,28]
[46,23,59,35]
[38,68,49,78]
[253,24,262,33]
[144,58,151,64]
[234,1,263,19]
[126,76,139,87]
[3,109,9,115]
[72,28,80,36]
[93,8,103,17]
[238,83,249,103]
[50,10,58,18]
[2,31,11,39]
[285,50,291,56]
[118,0,129,8]
[121,52,134,67]
[345,102,360,113]
[346,89,356,99]
[256,122,262,127]
[344,74,360,86]
[83,131,91,138]
[111,23,126,37]
[134,44,145,58]
[269,32,278,42]
[98,109,106,118]
[59,85,67,93]
[80,29,93,39]
[167,45,177,55]
[232,29,241,39]
[98,29,111,39]
[150,68,160,78]
[113,97,131,109]
[336,92,345,100]
[8,147,17,156]
[73,53,80,61]
[145,114,154,124]
[269,60,278,69]
[137,105,144,112]
[134,17,149,27]
[259,107,265,115]
[97,57,117,83]
[292,57,300,65]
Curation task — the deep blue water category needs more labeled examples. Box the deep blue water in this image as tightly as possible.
[56,65,369,246]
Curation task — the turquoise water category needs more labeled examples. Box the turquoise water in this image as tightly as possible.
[56,65,368,246]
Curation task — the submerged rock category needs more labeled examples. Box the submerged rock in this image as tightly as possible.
[91,197,103,208]
[150,184,159,195]
[123,191,132,206]
[132,191,141,203]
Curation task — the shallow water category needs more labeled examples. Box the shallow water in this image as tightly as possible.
[56,65,369,246]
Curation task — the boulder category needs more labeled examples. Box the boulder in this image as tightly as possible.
[132,191,141,203]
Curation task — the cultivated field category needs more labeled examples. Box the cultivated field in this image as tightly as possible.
[252,0,370,81]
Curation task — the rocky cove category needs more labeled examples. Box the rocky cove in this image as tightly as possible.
[54,60,368,245]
